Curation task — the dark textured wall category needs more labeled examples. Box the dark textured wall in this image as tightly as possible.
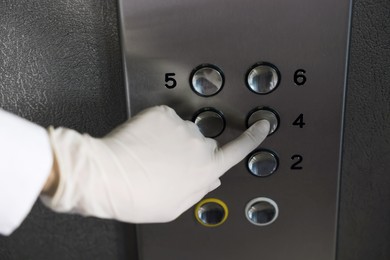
[337,0,390,259]
[0,1,137,260]
[0,0,388,259]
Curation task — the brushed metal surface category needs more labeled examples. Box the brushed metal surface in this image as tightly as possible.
[119,0,352,259]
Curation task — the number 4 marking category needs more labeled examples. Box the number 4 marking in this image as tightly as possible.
[293,113,306,128]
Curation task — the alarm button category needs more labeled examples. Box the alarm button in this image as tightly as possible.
[190,64,224,97]
[247,150,278,177]
[246,63,280,94]
[247,107,279,135]
[193,108,225,138]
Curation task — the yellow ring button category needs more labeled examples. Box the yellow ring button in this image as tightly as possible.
[194,198,228,227]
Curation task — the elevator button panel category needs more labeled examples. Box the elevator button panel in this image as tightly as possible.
[119,0,351,259]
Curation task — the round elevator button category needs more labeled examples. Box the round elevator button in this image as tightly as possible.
[247,150,278,177]
[190,64,224,97]
[246,62,280,94]
[193,108,225,138]
[195,198,228,227]
[245,197,279,226]
[247,107,279,135]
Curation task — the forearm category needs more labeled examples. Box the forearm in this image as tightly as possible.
[0,109,53,236]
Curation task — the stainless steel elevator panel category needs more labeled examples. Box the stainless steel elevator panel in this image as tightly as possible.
[118,0,352,259]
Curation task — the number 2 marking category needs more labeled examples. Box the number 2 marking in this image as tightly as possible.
[291,155,303,170]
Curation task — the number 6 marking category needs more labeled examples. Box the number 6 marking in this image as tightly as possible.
[294,69,306,86]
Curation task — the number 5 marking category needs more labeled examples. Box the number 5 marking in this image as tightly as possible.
[165,73,177,89]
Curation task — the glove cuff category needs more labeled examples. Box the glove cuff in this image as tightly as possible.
[40,126,85,214]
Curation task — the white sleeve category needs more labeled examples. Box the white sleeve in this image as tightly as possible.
[0,109,53,236]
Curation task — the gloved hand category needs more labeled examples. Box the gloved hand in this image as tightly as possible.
[41,105,270,223]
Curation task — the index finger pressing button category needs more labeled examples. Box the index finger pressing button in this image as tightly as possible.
[247,107,279,135]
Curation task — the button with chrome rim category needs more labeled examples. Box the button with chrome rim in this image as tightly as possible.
[247,149,279,177]
[246,62,280,94]
[247,107,280,136]
[190,64,224,97]
[192,107,226,138]
[245,197,279,226]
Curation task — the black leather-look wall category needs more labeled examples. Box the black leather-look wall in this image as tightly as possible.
[0,1,137,259]
[0,0,388,259]
[338,0,390,259]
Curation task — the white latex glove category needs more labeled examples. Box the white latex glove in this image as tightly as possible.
[41,105,270,223]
